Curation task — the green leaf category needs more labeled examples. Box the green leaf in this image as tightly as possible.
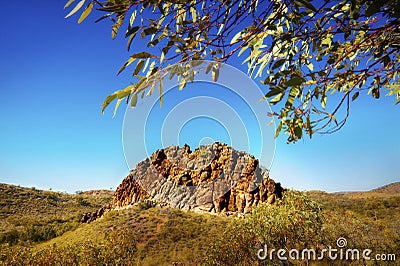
[147,81,156,96]
[169,36,185,42]
[352,91,359,102]
[286,87,300,107]
[348,50,358,61]
[275,121,283,138]
[294,0,317,12]
[217,24,224,35]
[112,15,125,40]
[113,98,122,118]
[302,90,311,109]
[117,57,136,75]
[130,52,152,59]
[264,86,284,98]
[321,94,327,109]
[189,69,194,82]
[64,0,75,10]
[238,46,248,57]
[143,27,158,36]
[179,78,187,90]
[142,58,150,73]
[267,118,275,126]
[230,31,242,44]
[272,59,285,70]
[321,34,332,47]
[269,92,284,105]
[116,86,134,99]
[382,55,391,67]
[125,26,140,38]
[372,88,380,99]
[285,76,305,87]
[294,123,303,139]
[350,1,360,19]
[289,87,300,98]
[212,66,219,82]
[129,10,137,27]
[206,62,213,74]
[162,46,171,56]
[147,61,156,76]
[130,93,138,108]
[160,51,165,63]
[395,93,400,105]
[190,1,197,22]
[133,60,144,76]
[78,1,93,24]
[101,94,117,114]
[127,34,135,51]
[306,61,313,71]
[65,0,85,19]
[365,1,384,17]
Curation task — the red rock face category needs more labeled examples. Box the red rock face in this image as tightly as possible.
[81,143,284,223]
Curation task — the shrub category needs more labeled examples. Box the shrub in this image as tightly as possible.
[137,199,155,211]
[0,230,20,245]
[203,190,323,265]
[23,225,57,243]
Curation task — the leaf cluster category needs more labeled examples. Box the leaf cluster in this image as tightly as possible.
[65,0,400,142]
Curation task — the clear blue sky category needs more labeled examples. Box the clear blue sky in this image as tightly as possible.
[0,1,398,193]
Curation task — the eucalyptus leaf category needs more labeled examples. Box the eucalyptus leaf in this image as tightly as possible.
[64,0,75,9]
[78,1,93,24]
[65,0,85,19]
[130,93,138,108]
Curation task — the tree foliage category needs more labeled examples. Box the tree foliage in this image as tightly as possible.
[65,0,400,143]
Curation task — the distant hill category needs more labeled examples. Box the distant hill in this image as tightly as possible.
[325,182,400,197]
[80,189,115,197]
[370,182,400,193]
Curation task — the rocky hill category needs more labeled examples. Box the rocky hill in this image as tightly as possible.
[371,182,400,193]
[82,142,284,222]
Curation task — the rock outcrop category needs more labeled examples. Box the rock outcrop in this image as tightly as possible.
[81,142,284,223]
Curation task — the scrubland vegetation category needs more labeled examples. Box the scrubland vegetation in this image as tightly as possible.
[0,183,399,265]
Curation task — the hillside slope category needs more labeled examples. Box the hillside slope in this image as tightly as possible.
[371,182,400,193]
[3,204,228,265]
[0,184,112,245]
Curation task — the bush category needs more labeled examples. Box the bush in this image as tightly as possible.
[203,190,323,265]
[0,225,58,246]
[137,199,155,211]
[0,230,20,245]
[23,225,57,243]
